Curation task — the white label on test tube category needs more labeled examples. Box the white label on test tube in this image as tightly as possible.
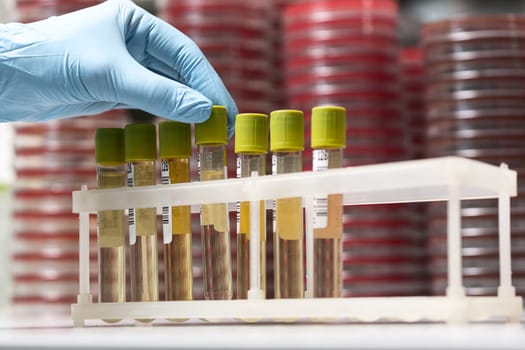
[127,163,137,245]
[313,149,329,229]
[161,160,173,243]
[236,157,241,234]
[271,154,277,233]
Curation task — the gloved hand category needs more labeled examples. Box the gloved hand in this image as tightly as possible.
[0,0,238,136]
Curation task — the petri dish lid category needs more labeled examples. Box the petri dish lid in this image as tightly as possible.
[424,49,525,64]
[285,0,398,19]
[287,70,399,87]
[287,81,400,94]
[285,24,398,39]
[159,0,273,11]
[172,19,272,33]
[421,15,525,39]
[426,89,525,102]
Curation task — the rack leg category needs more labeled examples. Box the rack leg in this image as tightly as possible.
[497,188,516,298]
[446,185,465,298]
[73,319,84,328]
[76,186,93,307]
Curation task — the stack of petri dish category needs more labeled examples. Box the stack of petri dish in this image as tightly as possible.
[400,48,428,281]
[11,0,129,314]
[284,0,405,167]
[284,0,427,297]
[422,15,525,296]
[401,48,425,160]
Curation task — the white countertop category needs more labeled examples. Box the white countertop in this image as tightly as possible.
[1,316,525,350]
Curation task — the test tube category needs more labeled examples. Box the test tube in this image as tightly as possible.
[311,106,346,298]
[235,113,269,299]
[159,121,193,301]
[195,106,232,300]
[95,128,126,321]
[270,110,305,298]
[124,124,159,304]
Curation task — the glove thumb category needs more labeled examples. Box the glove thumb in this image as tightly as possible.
[114,60,212,123]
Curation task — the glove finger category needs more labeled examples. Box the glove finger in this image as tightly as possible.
[115,60,212,123]
[122,3,238,136]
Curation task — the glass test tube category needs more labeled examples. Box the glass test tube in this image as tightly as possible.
[159,121,193,301]
[235,113,269,299]
[270,110,305,298]
[195,106,232,300]
[311,106,346,298]
[95,128,126,321]
[125,124,158,304]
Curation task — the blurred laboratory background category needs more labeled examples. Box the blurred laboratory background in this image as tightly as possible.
[1,0,525,319]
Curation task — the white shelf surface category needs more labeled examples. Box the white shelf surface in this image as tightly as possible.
[1,321,525,350]
[70,156,522,326]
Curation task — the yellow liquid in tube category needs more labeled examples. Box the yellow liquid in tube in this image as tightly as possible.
[97,168,126,323]
[237,154,267,299]
[313,149,343,298]
[200,155,232,300]
[128,161,158,323]
[163,158,193,303]
[273,151,304,299]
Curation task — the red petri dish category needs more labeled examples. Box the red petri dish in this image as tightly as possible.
[13,195,73,213]
[421,15,525,40]
[427,95,525,114]
[424,48,525,65]
[159,0,273,13]
[425,59,525,78]
[287,70,398,87]
[291,89,399,104]
[284,0,398,20]
[287,81,400,97]
[285,38,399,58]
[285,25,398,42]
[426,76,525,96]
[286,57,399,76]
[15,230,93,241]
[175,24,272,40]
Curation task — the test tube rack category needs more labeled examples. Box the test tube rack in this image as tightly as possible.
[71,156,523,326]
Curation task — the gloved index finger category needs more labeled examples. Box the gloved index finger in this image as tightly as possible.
[122,1,238,137]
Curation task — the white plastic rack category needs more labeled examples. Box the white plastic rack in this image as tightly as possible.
[71,157,523,326]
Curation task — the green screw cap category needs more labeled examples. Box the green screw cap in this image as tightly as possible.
[235,113,269,154]
[95,128,125,165]
[311,106,347,149]
[124,123,157,161]
[195,105,227,145]
[270,110,304,152]
[159,121,192,158]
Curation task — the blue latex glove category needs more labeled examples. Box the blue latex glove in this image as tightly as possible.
[0,0,238,136]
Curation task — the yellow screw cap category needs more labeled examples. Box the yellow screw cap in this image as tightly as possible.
[311,106,346,149]
[235,113,269,154]
[95,128,125,165]
[270,110,304,152]
[195,105,227,145]
[124,123,157,161]
[159,121,191,158]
